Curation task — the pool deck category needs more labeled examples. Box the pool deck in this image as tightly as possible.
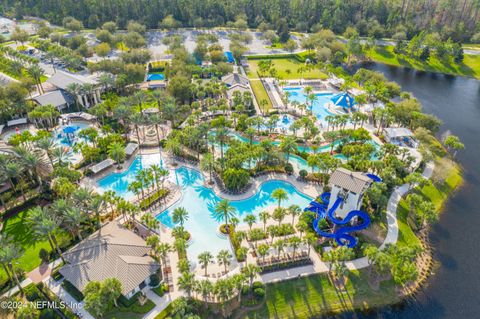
[72,139,432,318]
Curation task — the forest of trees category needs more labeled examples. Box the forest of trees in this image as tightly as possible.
[2,0,480,42]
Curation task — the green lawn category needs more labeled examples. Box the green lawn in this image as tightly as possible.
[250,79,272,112]
[243,270,398,319]
[247,58,328,80]
[396,156,462,247]
[366,46,480,79]
[0,210,71,288]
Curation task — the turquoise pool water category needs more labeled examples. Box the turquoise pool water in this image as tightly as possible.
[284,87,334,122]
[260,115,295,132]
[156,166,312,262]
[97,153,165,199]
[147,73,165,81]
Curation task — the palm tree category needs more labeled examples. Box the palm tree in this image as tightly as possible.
[289,236,302,259]
[178,271,196,298]
[36,138,56,167]
[272,207,286,226]
[214,278,234,316]
[274,239,285,259]
[129,112,145,145]
[231,273,246,302]
[200,152,215,184]
[241,264,260,289]
[198,251,214,276]
[215,127,229,170]
[259,211,270,233]
[279,136,298,163]
[52,146,72,165]
[155,243,171,266]
[2,241,24,294]
[0,234,14,283]
[66,83,82,110]
[172,207,189,227]
[287,204,301,226]
[304,232,317,256]
[217,249,232,274]
[27,65,45,94]
[257,243,270,263]
[4,161,25,201]
[272,188,288,208]
[27,206,65,263]
[243,214,257,231]
[108,142,126,168]
[62,207,86,240]
[195,280,214,306]
[213,199,237,232]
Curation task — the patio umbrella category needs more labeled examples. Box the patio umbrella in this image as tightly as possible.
[63,126,77,134]
[331,92,356,109]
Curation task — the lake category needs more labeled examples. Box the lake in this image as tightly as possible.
[352,63,480,318]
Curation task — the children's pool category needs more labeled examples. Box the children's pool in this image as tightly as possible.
[284,87,335,122]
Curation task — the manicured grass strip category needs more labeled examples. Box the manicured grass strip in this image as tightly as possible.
[243,270,398,319]
[250,79,272,112]
[247,58,328,80]
[396,157,463,247]
[366,46,480,79]
[0,210,71,287]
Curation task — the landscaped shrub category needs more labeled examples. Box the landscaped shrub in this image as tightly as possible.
[299,169,308,179]
[222,168,250,191]
[39,308,57,319]
[285,162,294,175]
[139,188,170,210]
[252,281,264,290]
[51,270,63,281]
[24,283,41,301]
[149,273,160,287]
[118,291,140,307]
[39,248,49,263]
[61,280,84,301]
[254,287,265,299]
[152,283,169,297]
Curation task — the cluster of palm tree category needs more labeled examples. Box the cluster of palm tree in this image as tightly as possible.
[0,186,107,294]
[0,146,51,209]
[197,249,233,276]
[127,165,169,201]
[177,263,260,317]
[363,244,421,287]
[324,113,368,132]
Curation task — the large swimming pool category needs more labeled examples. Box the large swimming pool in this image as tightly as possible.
[97,153,165,199]
[156,166,312,263]
[284,87,334,122]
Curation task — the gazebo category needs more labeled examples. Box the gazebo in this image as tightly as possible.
[331,92,356,109]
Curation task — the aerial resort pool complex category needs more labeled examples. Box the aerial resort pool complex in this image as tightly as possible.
[0,10,467,319]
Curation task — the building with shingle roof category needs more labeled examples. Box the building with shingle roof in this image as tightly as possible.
[221,71,249,88]
[328,168,373,218]
[46,70,102,108]
[59,220,160,298]
[32,90,74,110]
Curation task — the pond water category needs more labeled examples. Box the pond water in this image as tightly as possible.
[355,62,480,319]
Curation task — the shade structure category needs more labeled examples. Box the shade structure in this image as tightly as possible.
[331,92,356,108]
[63,126,77,134]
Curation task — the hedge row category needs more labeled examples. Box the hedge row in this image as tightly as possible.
[139,188,170,210]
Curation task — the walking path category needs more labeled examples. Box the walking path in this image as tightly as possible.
[43,277,93,319]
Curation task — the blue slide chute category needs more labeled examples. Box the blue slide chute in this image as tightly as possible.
[305,192,371,248]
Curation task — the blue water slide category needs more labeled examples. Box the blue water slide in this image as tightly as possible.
[309,192,371,248]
